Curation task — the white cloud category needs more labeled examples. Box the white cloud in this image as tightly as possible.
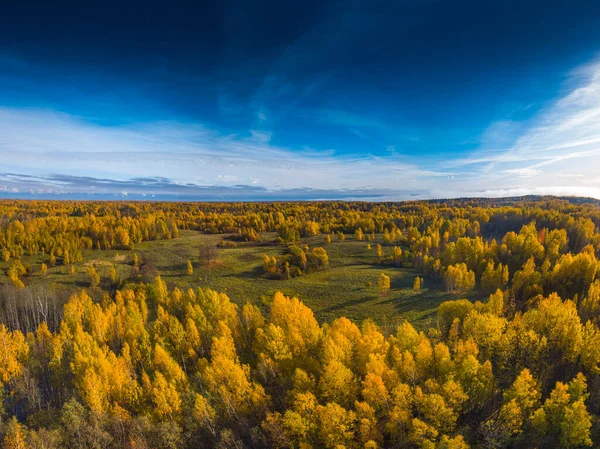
[256,111,267,121]
[502,168,541,177]
[0,106,436,195]
[3,57,600,200]
[479,186,600,199]
[443,58,600,198]
[216,174,239,183]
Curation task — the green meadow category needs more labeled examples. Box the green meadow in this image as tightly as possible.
[0,230,477,327]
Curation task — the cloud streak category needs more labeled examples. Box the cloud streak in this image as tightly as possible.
[439,58,600,198]
[0,173,413,201]
[0,106,455,196]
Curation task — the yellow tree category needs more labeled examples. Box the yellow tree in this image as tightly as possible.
[376,244,384,263]
[355,401,383,446]
[531,373,592,448]
[378,273,391,293]
[462,311,506,360]
[443,263,475,293]
[2,417,28,449]
[262,254,278,274]
[304,221,320,236]
[149,371,182,421]
[480,368,541,445]
[362,369,390,412]
[523,293,582,366]
[310,247,329,270]
[7,271,24,289]
[357,321,389,375]
[322,317,360,369]
[7,261,26,290]
[385,383,413,441]
[203,322,268,420]
[481,261,509,293]
[413,276,421,292]
[316,402,356,449]
[108,264,117,283]
[580,280,600,324]
[511,257,542,305]
[193,393,217,437]
[269,292,322,361]
[0,325,29,385]
[393,246,402,267]
[87,265,100,287]
[383,229,393,244]
[319,360,357,407]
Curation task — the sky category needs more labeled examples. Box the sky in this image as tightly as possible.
[2,0,600,201]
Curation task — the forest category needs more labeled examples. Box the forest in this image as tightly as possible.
[0,197,600,448]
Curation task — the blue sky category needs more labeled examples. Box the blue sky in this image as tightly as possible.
[2,0,600,200]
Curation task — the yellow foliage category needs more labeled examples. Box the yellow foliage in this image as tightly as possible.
[377,273,390,292]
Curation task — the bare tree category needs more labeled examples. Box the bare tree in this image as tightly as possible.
[0,285,65,332]
[199,243,217,266]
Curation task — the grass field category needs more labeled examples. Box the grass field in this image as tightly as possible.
[0,231,479,328]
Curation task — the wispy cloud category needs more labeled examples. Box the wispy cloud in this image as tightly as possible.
[3,56,600,201]
[0,173,411,201]
[502,168,541,177]
[442,58,600,198]
[0,106,441,198]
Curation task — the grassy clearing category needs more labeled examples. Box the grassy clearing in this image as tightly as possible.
[0,231,479,327]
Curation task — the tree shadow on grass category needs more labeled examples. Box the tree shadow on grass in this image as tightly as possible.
[221,265,265,280]
[378,293,435,314]
[56,279,89,289]
[160,263,190,277]
[321,292,377,313]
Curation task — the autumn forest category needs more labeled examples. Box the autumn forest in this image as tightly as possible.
[0,197,600,449]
